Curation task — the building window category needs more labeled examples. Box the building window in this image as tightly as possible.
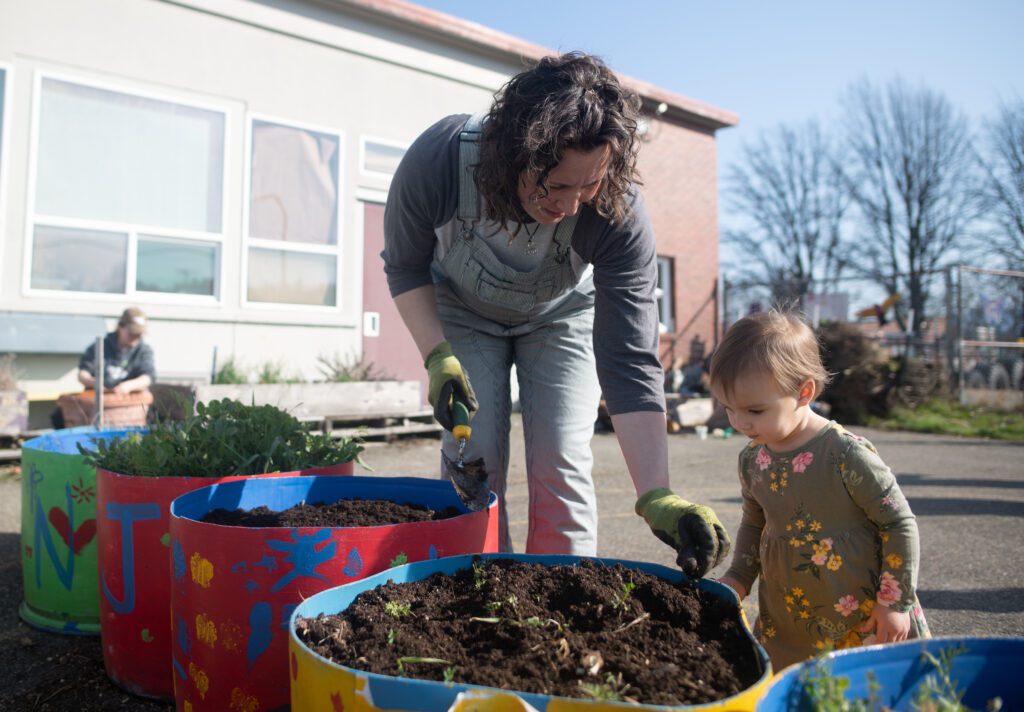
[656,256,675,334]
[245,117,341,307]
[360,137,407,180]
[29,75,225,298]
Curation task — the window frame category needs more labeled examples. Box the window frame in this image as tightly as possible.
[22,69,230,305]
[241,112,345,312]
[656,254,676,334]
[358,134,409,184]
[0,63,12,285]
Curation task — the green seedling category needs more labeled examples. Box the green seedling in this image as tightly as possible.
[472,562,487,590]
[443,666,457,684]
[611,580,636,610]
[800,644,1003,712]
[387,628,396,646]
[579,672,633,702]
[384,601,411,618]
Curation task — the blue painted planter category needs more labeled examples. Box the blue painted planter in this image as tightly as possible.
[757,636,1024,711]
[19,426,144,634]
[289,553,772,711]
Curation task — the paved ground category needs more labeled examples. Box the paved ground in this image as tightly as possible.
[0,419,1019,709]
[358,419,1024,637]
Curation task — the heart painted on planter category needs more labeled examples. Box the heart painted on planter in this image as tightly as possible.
[47,507,97,555]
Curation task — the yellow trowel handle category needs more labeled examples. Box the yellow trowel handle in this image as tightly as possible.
[452,398,472,444]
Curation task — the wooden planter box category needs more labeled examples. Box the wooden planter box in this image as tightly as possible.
[57,390,153,428]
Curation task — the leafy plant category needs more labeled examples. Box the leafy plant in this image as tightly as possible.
[317,352,391,383]
[387,628,396,646]
[256,361,303,384]
[213,357,249,384]
[385,601,411,618]
[442,666,457,684]
[81,398,363,477]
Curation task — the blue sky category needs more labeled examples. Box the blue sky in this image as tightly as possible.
[415,0,1022,200]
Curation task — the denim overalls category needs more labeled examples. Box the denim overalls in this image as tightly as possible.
[433,116,602,555]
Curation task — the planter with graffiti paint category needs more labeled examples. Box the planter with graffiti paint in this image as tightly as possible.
[168,474,499,712]
[19,427,144,635]
[89,399,363,700]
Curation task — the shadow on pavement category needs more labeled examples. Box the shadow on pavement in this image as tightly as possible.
[919,588,1024,613]
[907,496,1024,518]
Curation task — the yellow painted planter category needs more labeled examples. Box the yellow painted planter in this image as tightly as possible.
[289,554,772,711]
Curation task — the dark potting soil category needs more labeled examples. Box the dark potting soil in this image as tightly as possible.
[295,558,764,707]
[199,497,462,527]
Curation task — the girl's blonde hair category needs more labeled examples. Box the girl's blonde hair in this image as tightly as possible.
[709,310,831,399]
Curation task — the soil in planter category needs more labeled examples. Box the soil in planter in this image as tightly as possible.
[200,497,463,528]
[296,558,763,707]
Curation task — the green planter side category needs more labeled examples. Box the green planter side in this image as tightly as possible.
[19,427,144,634]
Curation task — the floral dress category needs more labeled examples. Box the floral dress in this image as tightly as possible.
[723,422,930,670]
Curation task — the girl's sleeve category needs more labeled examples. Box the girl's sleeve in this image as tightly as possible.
[724,452,764,592]
[839,440,921,612]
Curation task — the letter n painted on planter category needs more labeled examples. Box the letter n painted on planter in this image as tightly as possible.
[102,502,160,614]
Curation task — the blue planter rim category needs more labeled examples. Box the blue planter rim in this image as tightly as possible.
[23,426,146,456]
[170,474,496,529]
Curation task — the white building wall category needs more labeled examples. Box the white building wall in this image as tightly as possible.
[0,0,511,399]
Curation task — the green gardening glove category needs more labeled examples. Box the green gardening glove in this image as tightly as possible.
[425,341,478,431]
[636,487,731,579]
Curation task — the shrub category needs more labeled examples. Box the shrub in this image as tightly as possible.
[82,398,363,477]
[817,322,892,424]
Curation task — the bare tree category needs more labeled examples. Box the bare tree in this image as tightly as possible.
[979,99,1024,270]
[840,77,981,335]
[723,120,850,306]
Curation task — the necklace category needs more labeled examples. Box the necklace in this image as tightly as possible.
[509,221,540,255]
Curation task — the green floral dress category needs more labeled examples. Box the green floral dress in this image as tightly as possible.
[724,422,930,670]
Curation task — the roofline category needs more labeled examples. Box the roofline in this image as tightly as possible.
[337,0,739,130]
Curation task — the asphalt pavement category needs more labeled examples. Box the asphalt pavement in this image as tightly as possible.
[361,418,1024,638]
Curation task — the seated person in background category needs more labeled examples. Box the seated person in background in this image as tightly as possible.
[78,307,156,395]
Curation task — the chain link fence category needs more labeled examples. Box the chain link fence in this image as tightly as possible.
[721,265,1024,410]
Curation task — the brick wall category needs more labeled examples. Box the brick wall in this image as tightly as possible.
[637,118,721,370]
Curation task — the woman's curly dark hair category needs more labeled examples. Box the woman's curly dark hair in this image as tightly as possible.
[475,52,642,230]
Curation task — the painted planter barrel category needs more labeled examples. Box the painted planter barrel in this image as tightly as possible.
[96,461,354,700]
[757,636,1024,711]
[169,475,499,712]
[289,553,772,712]
[19,427,144,634]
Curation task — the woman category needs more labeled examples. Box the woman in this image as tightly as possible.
[383,52,728,577]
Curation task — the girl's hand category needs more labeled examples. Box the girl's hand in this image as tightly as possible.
[858,604,911,643]
[715,574,747,601]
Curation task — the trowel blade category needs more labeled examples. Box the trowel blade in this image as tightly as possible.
[441,450,489,512]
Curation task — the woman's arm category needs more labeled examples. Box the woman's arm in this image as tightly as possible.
[394,285,446,360]
[610,411,670,496]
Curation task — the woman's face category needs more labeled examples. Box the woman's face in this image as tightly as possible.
[517,145,611,225]
[117,325,142,350]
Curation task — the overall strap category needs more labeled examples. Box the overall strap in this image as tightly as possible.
[457,112,487,239]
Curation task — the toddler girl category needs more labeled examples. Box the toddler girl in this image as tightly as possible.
[710,310,929,670]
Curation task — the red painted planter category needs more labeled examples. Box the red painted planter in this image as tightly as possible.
[96,462,353,700]
[169,475,499,712]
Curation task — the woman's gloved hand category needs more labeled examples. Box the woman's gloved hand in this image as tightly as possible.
[425,341,478,431]
[635,487,731,579]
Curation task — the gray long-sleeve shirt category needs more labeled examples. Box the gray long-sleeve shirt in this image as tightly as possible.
[382,114,665,416]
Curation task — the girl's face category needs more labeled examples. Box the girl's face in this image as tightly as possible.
[517,145,610,225]
[712,371,816,451]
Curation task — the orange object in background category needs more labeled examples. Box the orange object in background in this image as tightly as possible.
[57,390,154,428]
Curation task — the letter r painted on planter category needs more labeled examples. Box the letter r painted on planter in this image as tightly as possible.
[102,502,161,614]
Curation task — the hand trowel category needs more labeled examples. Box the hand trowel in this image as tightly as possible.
[441,397,489,511]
